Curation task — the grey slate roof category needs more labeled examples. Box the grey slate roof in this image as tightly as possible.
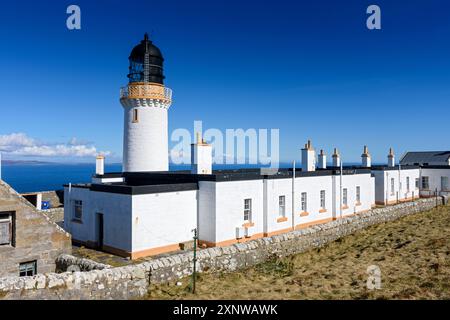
[400,151,450,165]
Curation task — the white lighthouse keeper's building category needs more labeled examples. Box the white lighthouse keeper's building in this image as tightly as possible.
[120,33,172,172]
[63,34,447,260]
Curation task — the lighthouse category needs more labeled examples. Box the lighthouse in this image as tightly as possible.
[120,34,172,172]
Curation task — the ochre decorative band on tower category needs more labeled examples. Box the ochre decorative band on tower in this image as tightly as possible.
[120,82,172,104]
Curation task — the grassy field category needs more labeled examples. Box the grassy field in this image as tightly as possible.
[147,205,450,300]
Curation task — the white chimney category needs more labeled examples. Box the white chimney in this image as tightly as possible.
[332,148,341,167]
[96,155,105,175]
[301,140,316,172]
[318,149,327,169]
[362,145,371,167]
[191,132,212,174]
[387,147,395,167]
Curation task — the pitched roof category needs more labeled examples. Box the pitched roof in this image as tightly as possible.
[400,151,450,165]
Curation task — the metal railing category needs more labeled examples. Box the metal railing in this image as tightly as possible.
[120,83,172,102]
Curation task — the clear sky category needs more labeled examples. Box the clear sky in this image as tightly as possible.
[0,0,449,164]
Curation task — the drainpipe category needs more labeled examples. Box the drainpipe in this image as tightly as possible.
[292,160,296,231]
[339,160,343,219]
[398,163,402,201]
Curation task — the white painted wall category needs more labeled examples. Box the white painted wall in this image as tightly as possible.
[122,104,169,172]
[198,172,375,244]
[198,181,216,243]
[191,143,212,174]
[264,178,295,234]
[373,168,420,204]
[212,180,265,244]
[64,187,133,252]
[131,190,197,252]
[333,173,374,218]
[420,168,450,196]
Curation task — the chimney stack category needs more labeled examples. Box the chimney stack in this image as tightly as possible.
[301,140,316,172]
[387,147,395,167]
[96,155,105,175]
[332,148,341,167]
[318,149,327,169]
[361,145,371,167]
[191,132,212,174]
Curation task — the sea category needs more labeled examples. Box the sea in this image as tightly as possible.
[1,162,294,193]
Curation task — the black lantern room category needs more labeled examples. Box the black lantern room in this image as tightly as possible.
[127,33,165,84]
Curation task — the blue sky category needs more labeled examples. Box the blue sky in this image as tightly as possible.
[0,0,449,164]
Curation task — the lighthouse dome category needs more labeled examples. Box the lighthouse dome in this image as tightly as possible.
[127,33,165,84]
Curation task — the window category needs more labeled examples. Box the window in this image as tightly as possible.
[278,196,286,217]
[415,178,419,189]
[0,212,14,246]
[356,186,361,203]
[320,190,326,209]
[442,176,449,191]
[244,199,252,222]
[343,189,348,206]
[73,200,83,221]
[301,192,307,212]
[132,109,139,123]
[390,178,395,195]
[406,177,410,192]
[19,261,37,277]
[421,176,430,190]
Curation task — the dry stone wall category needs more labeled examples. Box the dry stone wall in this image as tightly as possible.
[0,197,444,300]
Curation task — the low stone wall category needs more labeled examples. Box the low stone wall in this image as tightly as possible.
[0,265,148,300]
[55,254,111,272]
[41,207,64,224]
[41,190,64,208]
[0,198,443,300]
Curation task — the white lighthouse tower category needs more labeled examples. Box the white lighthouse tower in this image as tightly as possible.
[120,34,173,172]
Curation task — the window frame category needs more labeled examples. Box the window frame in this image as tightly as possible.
[278,195,286,217]
[244,198,252,222]
[320,190,326,209]
[441,176,449,191]
[301,192,307,212]
[132,108,139,123]
[406,177,410,192]
[356,186,361,203]
[343,188,348,206]
[0,211,15,247]
[390,178,395,196]
[19,260,37,277]
[421,176,430,190]
[73,200,83,222]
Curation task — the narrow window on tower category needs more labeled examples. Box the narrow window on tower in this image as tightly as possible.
[132,109,139,123]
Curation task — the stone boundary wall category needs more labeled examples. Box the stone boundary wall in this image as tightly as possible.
[40,207,64,224]
[40,190,64,208]
[55,254,112,272]
[0,198,444,300]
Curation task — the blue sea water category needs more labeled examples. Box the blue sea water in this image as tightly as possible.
[1,161,365,193]
[1,162,293,193]
[1,163,122,193]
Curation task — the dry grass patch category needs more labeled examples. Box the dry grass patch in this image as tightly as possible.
[147,205,450,300]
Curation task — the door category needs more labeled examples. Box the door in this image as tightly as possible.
[96,213,104,249]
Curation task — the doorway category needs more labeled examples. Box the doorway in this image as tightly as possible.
[96,213,104,249]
